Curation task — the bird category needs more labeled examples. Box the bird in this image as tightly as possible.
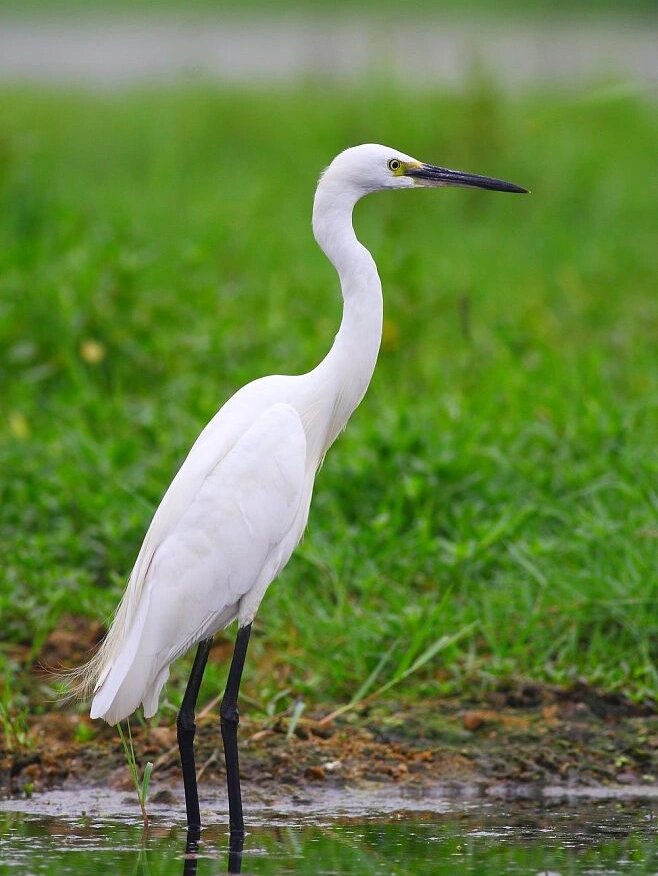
[71,143,527,845]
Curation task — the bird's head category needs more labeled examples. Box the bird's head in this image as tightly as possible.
[320,143,528,197]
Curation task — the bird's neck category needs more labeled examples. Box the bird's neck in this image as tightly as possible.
[310,178,383,449]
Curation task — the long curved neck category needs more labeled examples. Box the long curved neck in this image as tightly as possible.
[311,176,383,447]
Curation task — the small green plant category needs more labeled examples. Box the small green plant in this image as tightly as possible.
[0,670,31,752]
[286,698,306,742]
[74,720,96,743]
[0,703,30,752]
[117,719,153,828]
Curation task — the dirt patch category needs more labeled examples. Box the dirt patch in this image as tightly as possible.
[3,617,657,802]
[3,679,658,802]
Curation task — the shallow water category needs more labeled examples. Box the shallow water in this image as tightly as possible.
[3,797,658,875]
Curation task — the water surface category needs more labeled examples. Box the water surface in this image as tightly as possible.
[2,798,658,874]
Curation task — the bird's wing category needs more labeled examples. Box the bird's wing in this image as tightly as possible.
[105,380,282,643]
[144,401,308,658]
[90,403,308,723]
[124,408,247,609]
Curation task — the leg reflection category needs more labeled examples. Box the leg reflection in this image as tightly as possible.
[227,830,244,874]
[182,827,201,876]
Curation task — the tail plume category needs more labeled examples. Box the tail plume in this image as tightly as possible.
[61,594,133,704]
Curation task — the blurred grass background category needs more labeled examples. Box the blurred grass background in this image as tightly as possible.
[3,0,657,17]
[0,78,656,724]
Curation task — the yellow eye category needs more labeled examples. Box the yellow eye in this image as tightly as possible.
[388,158,401,172]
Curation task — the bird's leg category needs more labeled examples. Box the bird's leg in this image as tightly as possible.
[177,637,213,833]
[182,828,200,876]
[227,830,245,875]
[220,623,252,841]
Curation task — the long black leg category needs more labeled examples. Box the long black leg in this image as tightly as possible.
[227,830,245,875]
[182,828,200,876]
[177,637,213,832]
[220,623,252,844]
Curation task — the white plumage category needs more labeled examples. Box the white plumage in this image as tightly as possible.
[90,403,308,724]
[76,143,526,729]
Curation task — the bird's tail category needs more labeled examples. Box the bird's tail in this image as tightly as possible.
[62,523,171,722]
[88,588,158,725]
[66,583,239,726]
[61,589,137,715]
[62,581,166,726]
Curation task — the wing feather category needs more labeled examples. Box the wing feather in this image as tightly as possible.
[90,403,307,724]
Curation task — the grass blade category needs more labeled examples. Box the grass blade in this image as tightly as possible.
[347,636,400,708]
[286,698,306,742]
[321,623,477,724]
[117,719,151,827]
[141,761,154,803]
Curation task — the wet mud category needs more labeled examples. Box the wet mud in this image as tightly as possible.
[3,679,658,812]
[3,616,658,812]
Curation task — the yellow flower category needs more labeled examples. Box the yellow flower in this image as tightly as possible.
[80,339,106,364]
[8,411,29,439]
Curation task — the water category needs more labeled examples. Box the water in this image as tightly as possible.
[2,799,658,875]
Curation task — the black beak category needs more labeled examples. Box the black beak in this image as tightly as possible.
[407,163,528,194]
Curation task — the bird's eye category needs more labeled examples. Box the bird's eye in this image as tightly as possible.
[388,158,401,172]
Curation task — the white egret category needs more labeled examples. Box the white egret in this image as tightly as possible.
[72,144,526,840]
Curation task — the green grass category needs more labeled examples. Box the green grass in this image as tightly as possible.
[0,81,656,722]
[3,0,657,18]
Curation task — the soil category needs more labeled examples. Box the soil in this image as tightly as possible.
[4,680,658,803]
[3,617,658,804]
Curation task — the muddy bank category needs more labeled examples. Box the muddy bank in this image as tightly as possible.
[3,681,658,807]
